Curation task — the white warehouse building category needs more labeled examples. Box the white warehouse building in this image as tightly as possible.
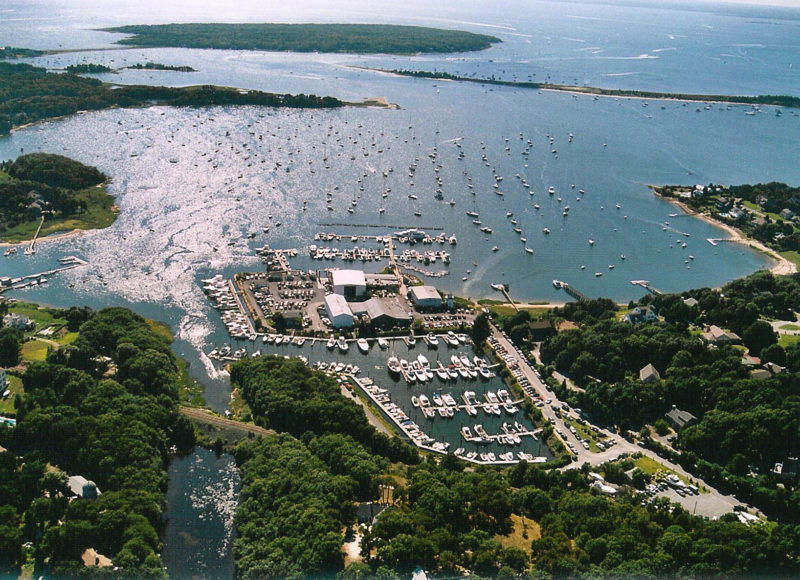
[324,293,354,328]
[331,269,367,300]
[409,285,443,309]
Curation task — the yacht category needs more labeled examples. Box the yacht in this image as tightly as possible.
[377,337,389,349]
[387,356,401,375]
[357,338,370,353]
[411,396,420,408]
[326,336,336,350]
[426,333,439,347]
[337,336,349,352]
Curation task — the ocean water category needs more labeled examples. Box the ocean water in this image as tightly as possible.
[1,1,799,573]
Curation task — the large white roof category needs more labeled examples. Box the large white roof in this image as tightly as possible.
[332,269,366,287]
[325,293,353,318]
[410,285,441,301]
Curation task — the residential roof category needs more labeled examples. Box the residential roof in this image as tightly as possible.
[324,293,353,319]
[331,269,366,287]
[639,363,661,382]
[409,285,441,302]
[665,407,697,430]
[683,297,699,307]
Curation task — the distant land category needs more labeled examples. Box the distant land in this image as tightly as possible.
[0,61,346,135]
[104,23,501,54]
[0,47,44,59]
[380,68,800,109]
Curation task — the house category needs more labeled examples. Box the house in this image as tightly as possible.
[324,293,354,328]
[683,297,699,308]
[68,475,100,499]
[765,361,786,374]
[714,197,732,212]
[780,208,795,220]
[356,502,387,524]
[330,269,366,300]
[639,363,661,383]
[701,325,741,345]
[529,318,556,341]
[622,305,658,324]
[728,207,746,221]
[749,369,771,380]
[2,313,34,331]
[665,406,698,430]
[408,285,443,310]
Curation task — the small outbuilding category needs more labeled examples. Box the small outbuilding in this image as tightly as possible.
[68,475,100,499]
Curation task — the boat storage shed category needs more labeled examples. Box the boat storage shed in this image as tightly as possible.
[409,285,442,309]
[325,293,354,328]
[331,269,367,300]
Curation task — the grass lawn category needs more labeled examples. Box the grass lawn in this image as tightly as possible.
[21,339,50,362]
[488,305,520,318]
[9,301,67,328]
[778,334,800,348]
[780,251,800,269]
[1,185,117,243]
[779,323,800,331]
[58,331,80,345]
[495,513,540,556]
[0,375,23,415]
[633,455,706,492]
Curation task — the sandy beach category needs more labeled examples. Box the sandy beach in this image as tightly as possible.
[0,228,85,248]
[660,195,796,277]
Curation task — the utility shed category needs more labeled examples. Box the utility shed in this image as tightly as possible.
[324,293,354,328]
[639,363,661,383]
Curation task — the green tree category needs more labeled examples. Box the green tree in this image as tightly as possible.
[471,312,491,345]
[0,327,22,367]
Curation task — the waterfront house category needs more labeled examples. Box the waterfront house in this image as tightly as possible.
[2,313,34,331]
[622,305,658,324]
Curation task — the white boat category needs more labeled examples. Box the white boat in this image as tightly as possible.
[411,396,420,408]
[461,426,473,439]
[426,333,439,347]
[337,336,349,352]
[387,356,401,375]
[274,335,283,345]
[432,393,443,406]
[377,337,389,349]
[417,354,430,368]
[405,336,417,348]
[443,393,457,407]
[326,336,336,349]
[419,394,430,406]
[357,338,369,353]
[525,247,534,255]
[435,367,449,381]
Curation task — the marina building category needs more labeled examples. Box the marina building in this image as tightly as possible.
[350,297,412,329]
[324,293,354,328]
[408,285,443,310]
[331,269,366,300]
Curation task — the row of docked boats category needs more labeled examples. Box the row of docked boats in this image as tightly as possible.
[454,449,538,463]
[387,353,495,384]
[311,360,361,375]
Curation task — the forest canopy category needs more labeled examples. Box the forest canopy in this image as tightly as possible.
[105,23,501,55]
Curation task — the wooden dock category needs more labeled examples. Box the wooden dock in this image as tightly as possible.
[631,280,663,295]
[560,282,590,302]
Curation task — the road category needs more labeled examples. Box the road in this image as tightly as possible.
[489,324,742,518]
[180,405,275,437]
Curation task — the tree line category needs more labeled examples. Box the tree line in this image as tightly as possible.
[0,307,195,578]
[0,61,343,135]
[106,23,501,55]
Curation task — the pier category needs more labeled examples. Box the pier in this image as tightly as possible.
[631,280,663,295]
[491,284,519,311]
[558,281,590,302]
[317,222,444,231]
[3,256,88,292]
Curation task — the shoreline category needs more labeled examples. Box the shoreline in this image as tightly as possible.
[653,190,797,277]
[0,228,85,248]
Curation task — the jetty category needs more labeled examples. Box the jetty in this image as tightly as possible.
[491,283,519,311]
[631,280,663,295]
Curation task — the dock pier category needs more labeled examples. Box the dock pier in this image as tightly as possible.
[560,282,590,302]
[631,280,663,295]
[3,256,88,292]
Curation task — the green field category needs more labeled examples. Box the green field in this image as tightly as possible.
[0,374,22,415]
[780,251,800,269]
[633,455,705,491]
[20,339,49,362]
[1,185,117,243]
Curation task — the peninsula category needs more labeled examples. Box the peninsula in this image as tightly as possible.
[0,61,344,135]
[0,153,117,243]
[104,23,501,54]
[379,68,800,109]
